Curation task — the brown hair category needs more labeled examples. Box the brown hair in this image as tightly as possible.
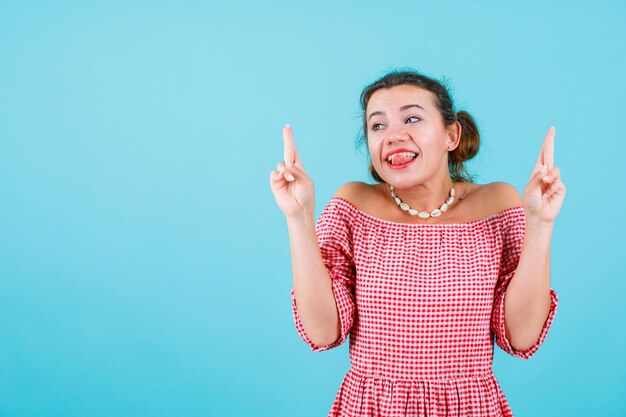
[356,68,480,183]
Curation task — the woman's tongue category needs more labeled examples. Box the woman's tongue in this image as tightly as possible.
[391,154,415,166]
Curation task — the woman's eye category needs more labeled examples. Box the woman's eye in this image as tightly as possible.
[406,116,421,123]
[372,123,384,131]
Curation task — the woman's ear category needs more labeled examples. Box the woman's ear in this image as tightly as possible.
[446,121,462,151]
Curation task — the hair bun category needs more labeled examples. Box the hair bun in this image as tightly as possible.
[454,110,480,162]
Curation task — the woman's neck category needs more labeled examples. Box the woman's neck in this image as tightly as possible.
[387,178,457,212]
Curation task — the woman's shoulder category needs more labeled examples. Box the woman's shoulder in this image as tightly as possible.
[481,181,523,212]
[460,181,524,221]
[474,182,525,230]
[476,180,522,198]
[331,181,385,213]
[333,181,375,201]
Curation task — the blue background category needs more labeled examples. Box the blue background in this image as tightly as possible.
[1,1,625,416]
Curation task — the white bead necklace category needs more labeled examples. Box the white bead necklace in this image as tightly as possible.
[389,183,468,219]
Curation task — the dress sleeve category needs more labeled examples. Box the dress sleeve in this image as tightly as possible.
[491,208,559,360]
[291,199,357,352]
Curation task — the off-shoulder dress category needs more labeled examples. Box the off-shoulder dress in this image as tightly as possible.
[291,197,558,417]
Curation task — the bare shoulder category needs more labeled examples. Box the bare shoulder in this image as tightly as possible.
[333,181,380,209]
[333,181,374,202]
[480,181,523,212]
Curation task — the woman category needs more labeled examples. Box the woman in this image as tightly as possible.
[269,70,564,416]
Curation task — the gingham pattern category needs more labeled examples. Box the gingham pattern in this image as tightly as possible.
[291,197,558,417]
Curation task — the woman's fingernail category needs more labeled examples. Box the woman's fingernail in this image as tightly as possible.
[285,161,294,167]
[541,164,547,173]
[285,173,295,181]
[543,175,551,182]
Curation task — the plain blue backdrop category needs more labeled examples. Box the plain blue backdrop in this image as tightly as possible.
[1,1,625,416]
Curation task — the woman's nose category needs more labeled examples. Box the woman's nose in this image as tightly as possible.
[384,127,410,144]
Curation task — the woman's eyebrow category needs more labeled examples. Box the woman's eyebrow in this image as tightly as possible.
[368,104,425,121]
[401,104,425,112]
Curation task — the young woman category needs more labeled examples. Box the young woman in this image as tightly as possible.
[269,70,564,416]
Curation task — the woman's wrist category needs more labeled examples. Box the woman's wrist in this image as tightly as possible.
[286,209,315,229]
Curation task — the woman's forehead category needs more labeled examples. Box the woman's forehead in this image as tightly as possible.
[367,85,436,114]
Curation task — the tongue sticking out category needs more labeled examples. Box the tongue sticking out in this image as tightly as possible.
[392,153,416,166]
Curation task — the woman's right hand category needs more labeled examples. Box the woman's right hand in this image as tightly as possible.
[269,124,315,221]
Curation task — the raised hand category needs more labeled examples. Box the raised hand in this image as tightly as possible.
[522,127,566,225]
[269,124,315,220]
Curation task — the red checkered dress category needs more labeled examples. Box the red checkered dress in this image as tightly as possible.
[291,197,558,417]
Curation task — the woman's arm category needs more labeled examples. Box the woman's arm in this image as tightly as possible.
[505,126,565,351]
[503,217,553,351]
[270,125,341,348]
[287,215,341,347]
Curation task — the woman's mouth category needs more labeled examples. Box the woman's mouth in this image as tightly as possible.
[385,151,418,169]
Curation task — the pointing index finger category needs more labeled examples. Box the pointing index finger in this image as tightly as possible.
[283,124,297,165]
[543,126,555,170]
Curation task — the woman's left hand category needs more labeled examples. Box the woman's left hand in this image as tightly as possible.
[522,127,566,225]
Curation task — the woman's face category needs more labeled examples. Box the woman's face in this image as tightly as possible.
[366,84,455,188]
